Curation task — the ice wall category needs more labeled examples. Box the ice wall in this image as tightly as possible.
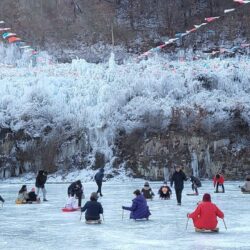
[1,51,250,177]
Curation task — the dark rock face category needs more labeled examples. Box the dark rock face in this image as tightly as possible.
[0,0,249,61]
[1,108,250,179]
[114,121,250,180]
[0,125,90,178]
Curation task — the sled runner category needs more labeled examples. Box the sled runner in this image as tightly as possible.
[195,228,219,233]
[134,218,149,222]
[85,220,102,224]
[62,207,80,212]
[186,193,199,196]
[15,200,41,205]
[242,191,250,194]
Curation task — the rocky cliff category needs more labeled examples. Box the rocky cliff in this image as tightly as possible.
[1,1,250,180]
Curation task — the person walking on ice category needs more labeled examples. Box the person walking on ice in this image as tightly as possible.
[94,168,104,197]
[187,193,224,232]
[0,195,5,204]
[171,165,188,205]
[35,170,48,201]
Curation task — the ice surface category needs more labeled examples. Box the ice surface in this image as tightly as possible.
[0,181,249,250]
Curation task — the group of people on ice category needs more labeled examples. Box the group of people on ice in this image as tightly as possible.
[15,170,48,204]
[1,165,250,231]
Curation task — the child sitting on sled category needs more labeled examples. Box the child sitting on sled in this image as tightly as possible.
[65,193,79,209]
[158,182,172,199]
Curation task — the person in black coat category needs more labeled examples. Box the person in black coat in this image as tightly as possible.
[158,181,172,199]
[190,175,201,195]
[94,168,104,197]
[35,170,48,201]
[27,188,40,202]
[81,192,103,221]
[0,195,4,203]
[170,166,188,205]
[68,180,83,207]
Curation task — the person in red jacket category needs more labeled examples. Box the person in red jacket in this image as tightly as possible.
[187,193,224,230]
[213,173,225,193]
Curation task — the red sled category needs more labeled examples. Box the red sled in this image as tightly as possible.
[62,207,80,212]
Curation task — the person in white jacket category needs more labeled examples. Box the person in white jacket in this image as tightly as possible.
[241,176,250,192]
[65,194,79,209]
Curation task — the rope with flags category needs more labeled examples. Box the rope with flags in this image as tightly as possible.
[0,20,37,56]
[139,0,250,58]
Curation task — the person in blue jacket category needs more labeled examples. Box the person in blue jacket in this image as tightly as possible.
[81,192,103,222]
[122,189,151,220]
[94,168,104,197]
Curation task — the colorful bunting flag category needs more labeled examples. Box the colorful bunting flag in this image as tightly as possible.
[8,37,21,43]
[20,46,31,49]
[224,8,235,13]
[0,28,11,32]
[2,32,17,39]
[186,28,197,33]
[205,16,220,22]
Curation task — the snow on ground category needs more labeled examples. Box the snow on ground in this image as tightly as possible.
[1,52,250,160]
[0,181,249,250]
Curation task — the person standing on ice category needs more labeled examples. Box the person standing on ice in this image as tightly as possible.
[35,170,48,201]
[170,165,188,205]
[67,180,84,207]
[81,192,103,222]
[213,173,225,193]
[0,195,5,204]
[122,189,151,220]
[94,168,104,197]
[187,193,224,231]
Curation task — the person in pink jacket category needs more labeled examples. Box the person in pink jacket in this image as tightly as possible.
[187,193,224,230]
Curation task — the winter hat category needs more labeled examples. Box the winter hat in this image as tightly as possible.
[90,192,98,201]
[133,189,141,196]
[31,188,35,192]
[216,174,220,179]
[144,182,149,187]
[202,193,211,202]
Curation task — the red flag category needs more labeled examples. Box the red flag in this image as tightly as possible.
[186,28,197,33]
[8,37,21,43]
[205,17,220,22]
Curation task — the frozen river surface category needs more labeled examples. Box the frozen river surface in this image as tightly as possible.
[0,180,249,250]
